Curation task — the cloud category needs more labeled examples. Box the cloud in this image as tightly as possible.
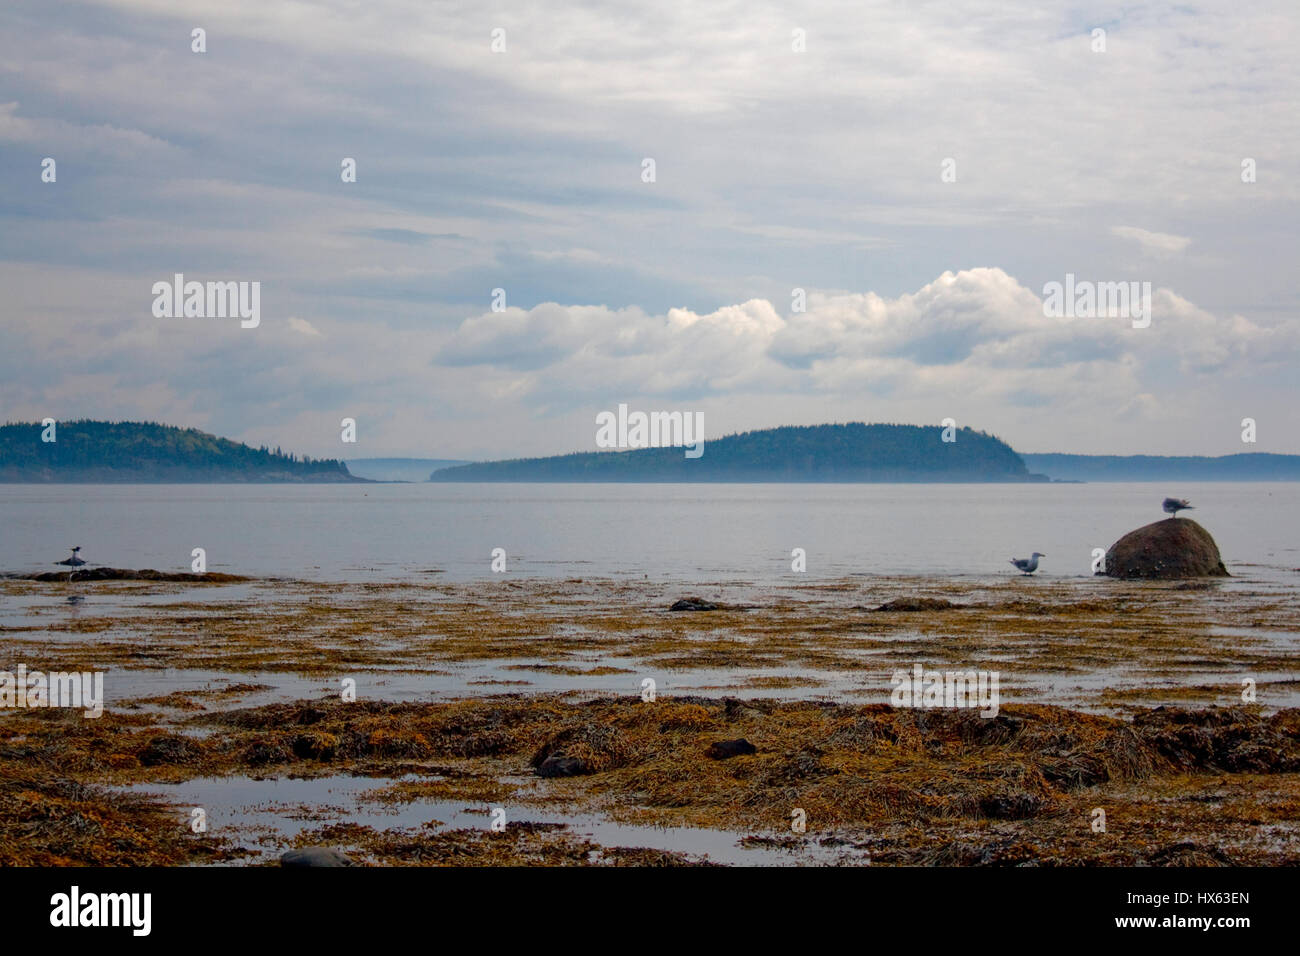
[434,268,1299,406]
[1111,226,1192,257]
[2,258,1297,459]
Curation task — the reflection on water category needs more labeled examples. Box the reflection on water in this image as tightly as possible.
[118,773,867,867]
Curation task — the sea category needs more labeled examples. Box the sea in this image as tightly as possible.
[2,482,1297,585]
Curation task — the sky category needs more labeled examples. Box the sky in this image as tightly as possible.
[1,0,1298,460]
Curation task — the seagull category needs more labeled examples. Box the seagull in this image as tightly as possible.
[1162,498,1194,519]
[55,546,87,582]
[55,546,86,568]
[1010,552,1045,574]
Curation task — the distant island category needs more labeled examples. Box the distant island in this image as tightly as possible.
[0,421,361,482]
[430,423,1047,483]
[1021,452,1300,482]
[345,458,469,482]
[5,419,1297,484]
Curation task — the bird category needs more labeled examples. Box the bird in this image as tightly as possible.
[1010,552,1045,574]
[55,546,86,568]
[1162,498,1194,519]
[55,546,87,582]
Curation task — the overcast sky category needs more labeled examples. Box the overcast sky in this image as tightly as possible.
[2,1,1298,460]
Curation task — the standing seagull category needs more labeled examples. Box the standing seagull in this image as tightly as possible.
[1162,498,1194,519]
[1010,552,1045,574]
[55,546,87,581]
[56,546,86,568]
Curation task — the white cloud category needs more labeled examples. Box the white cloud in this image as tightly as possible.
[2,260,1296,458]
[435,268,1299,405]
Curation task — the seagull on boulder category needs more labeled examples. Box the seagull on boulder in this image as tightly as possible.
[55,546,87,582]
[1162,498,1194,519]
[1010,552,1045,574]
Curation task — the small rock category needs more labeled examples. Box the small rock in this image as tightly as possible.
[536,755,589,777]
[670,597,719,611]
[707,738,757,759]
[281,847,355,867]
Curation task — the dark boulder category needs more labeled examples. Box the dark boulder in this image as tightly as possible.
[670,597,719,611]
[536,755,589,777]
[1103,518,1229,579]
[706,738,757,759]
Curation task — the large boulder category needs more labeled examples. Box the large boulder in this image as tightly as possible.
[1103,518,1229,579]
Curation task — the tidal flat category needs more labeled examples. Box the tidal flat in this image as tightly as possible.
[1,573,1298,866]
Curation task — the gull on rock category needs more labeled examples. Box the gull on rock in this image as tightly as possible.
[56,546,86,568]
[1010,552,1045,574]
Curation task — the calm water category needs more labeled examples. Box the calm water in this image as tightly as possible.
[1,482,1298,584]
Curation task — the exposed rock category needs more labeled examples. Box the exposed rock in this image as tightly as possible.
[281,847,355,867]
[536,755,588,777]
[706,738,757,759]
[21,567,248,582]
[874,597,959,612]
[1103,518,1229,579]
[670,597,719,611]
